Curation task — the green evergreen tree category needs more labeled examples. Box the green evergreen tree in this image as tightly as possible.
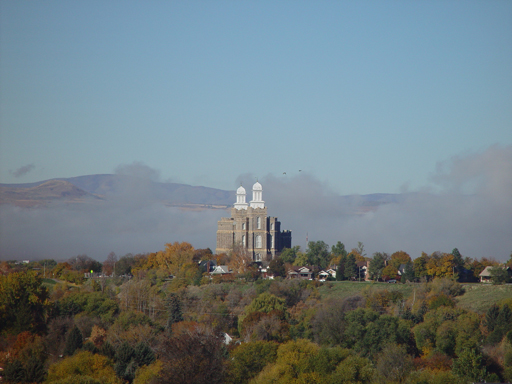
[24,355,47,383]
[490,266,511,285]
[451,248,463,267]
[453,348,486,381]
[82,341,99,354]
[337,254,347,281]
[134,342,155,367]
[64,325,83,356]
[166,293,183,332]
[332,242,347,258]
[401,262,415,283]
[489,305,512,344]
[368,253,386,281]
[115,341,135,381]
[344,254,357,280]
[4,359,25,383]
[485,304,500,332]
[100,341,116,359]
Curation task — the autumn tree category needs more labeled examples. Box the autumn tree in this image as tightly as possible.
[374,344,413,384]
[356,241,366,258]
[157,324,226,384]
[103,252,118,277]
[251,339,321,383]
[311,296,364,346]
[239,292,288,340]
[332,241,348,266]
[46,350,123,384]
[390,251,412,269]
[382,264,398,281]
[68,254,102,272]
[268,258,285,278]
[146,242,196,278]
[226,341,279,384]
[425,252,456,278]
[118,277,163,317]
[413,253,429,280]
[0,271,51,334]
[229,243,253,275]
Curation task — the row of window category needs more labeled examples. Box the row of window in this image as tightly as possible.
[240,218,274,230]
[241,234,274,249]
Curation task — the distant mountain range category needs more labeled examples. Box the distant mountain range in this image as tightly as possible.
[0,174,234,208]
[0,174,409,210]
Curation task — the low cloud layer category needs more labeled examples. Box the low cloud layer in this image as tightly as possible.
[10,163,35,178]
[244,145,512,261]
[1,146,511,262]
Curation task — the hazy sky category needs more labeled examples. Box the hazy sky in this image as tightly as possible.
[1,1,511,194]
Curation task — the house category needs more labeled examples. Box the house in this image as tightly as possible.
[198,260,217,274]
[223,333,233,345]
[210,265,232,276]
[356,261,371,281]
[259,267,275,280]
[479,265,512,283]
[317,268,336,281]
[287,266,313,280]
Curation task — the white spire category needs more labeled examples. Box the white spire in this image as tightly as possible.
[234,184,248,210]
[250,181,265,209]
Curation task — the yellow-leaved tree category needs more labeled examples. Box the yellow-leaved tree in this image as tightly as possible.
[156,242,195,277]
[228,243,253,275]
[46,350,122,384]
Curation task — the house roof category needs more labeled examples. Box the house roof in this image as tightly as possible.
[210,265,231,274]
[479,265,510,277]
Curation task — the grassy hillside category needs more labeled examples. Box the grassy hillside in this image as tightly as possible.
[318,281,414,300]
[318,281,512,314]
[457,283,512,313]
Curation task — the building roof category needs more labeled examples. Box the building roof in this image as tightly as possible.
[210,265,231,275]
[479,265,510,277]
[236,185,246,195]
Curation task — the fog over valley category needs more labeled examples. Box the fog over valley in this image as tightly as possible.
[1,145,511,262]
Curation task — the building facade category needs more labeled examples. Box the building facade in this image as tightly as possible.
[216,182,291,262]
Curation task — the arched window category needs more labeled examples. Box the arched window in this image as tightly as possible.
[257,217,261,229]
[242,222,246,230]
[242,235,246,247]
[255,235,262,248]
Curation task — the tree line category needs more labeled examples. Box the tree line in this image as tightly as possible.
[0,241,512,384]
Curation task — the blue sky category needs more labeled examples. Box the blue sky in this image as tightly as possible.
[1,1,511,195]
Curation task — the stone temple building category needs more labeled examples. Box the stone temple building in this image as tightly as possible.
[216,181,291,262]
